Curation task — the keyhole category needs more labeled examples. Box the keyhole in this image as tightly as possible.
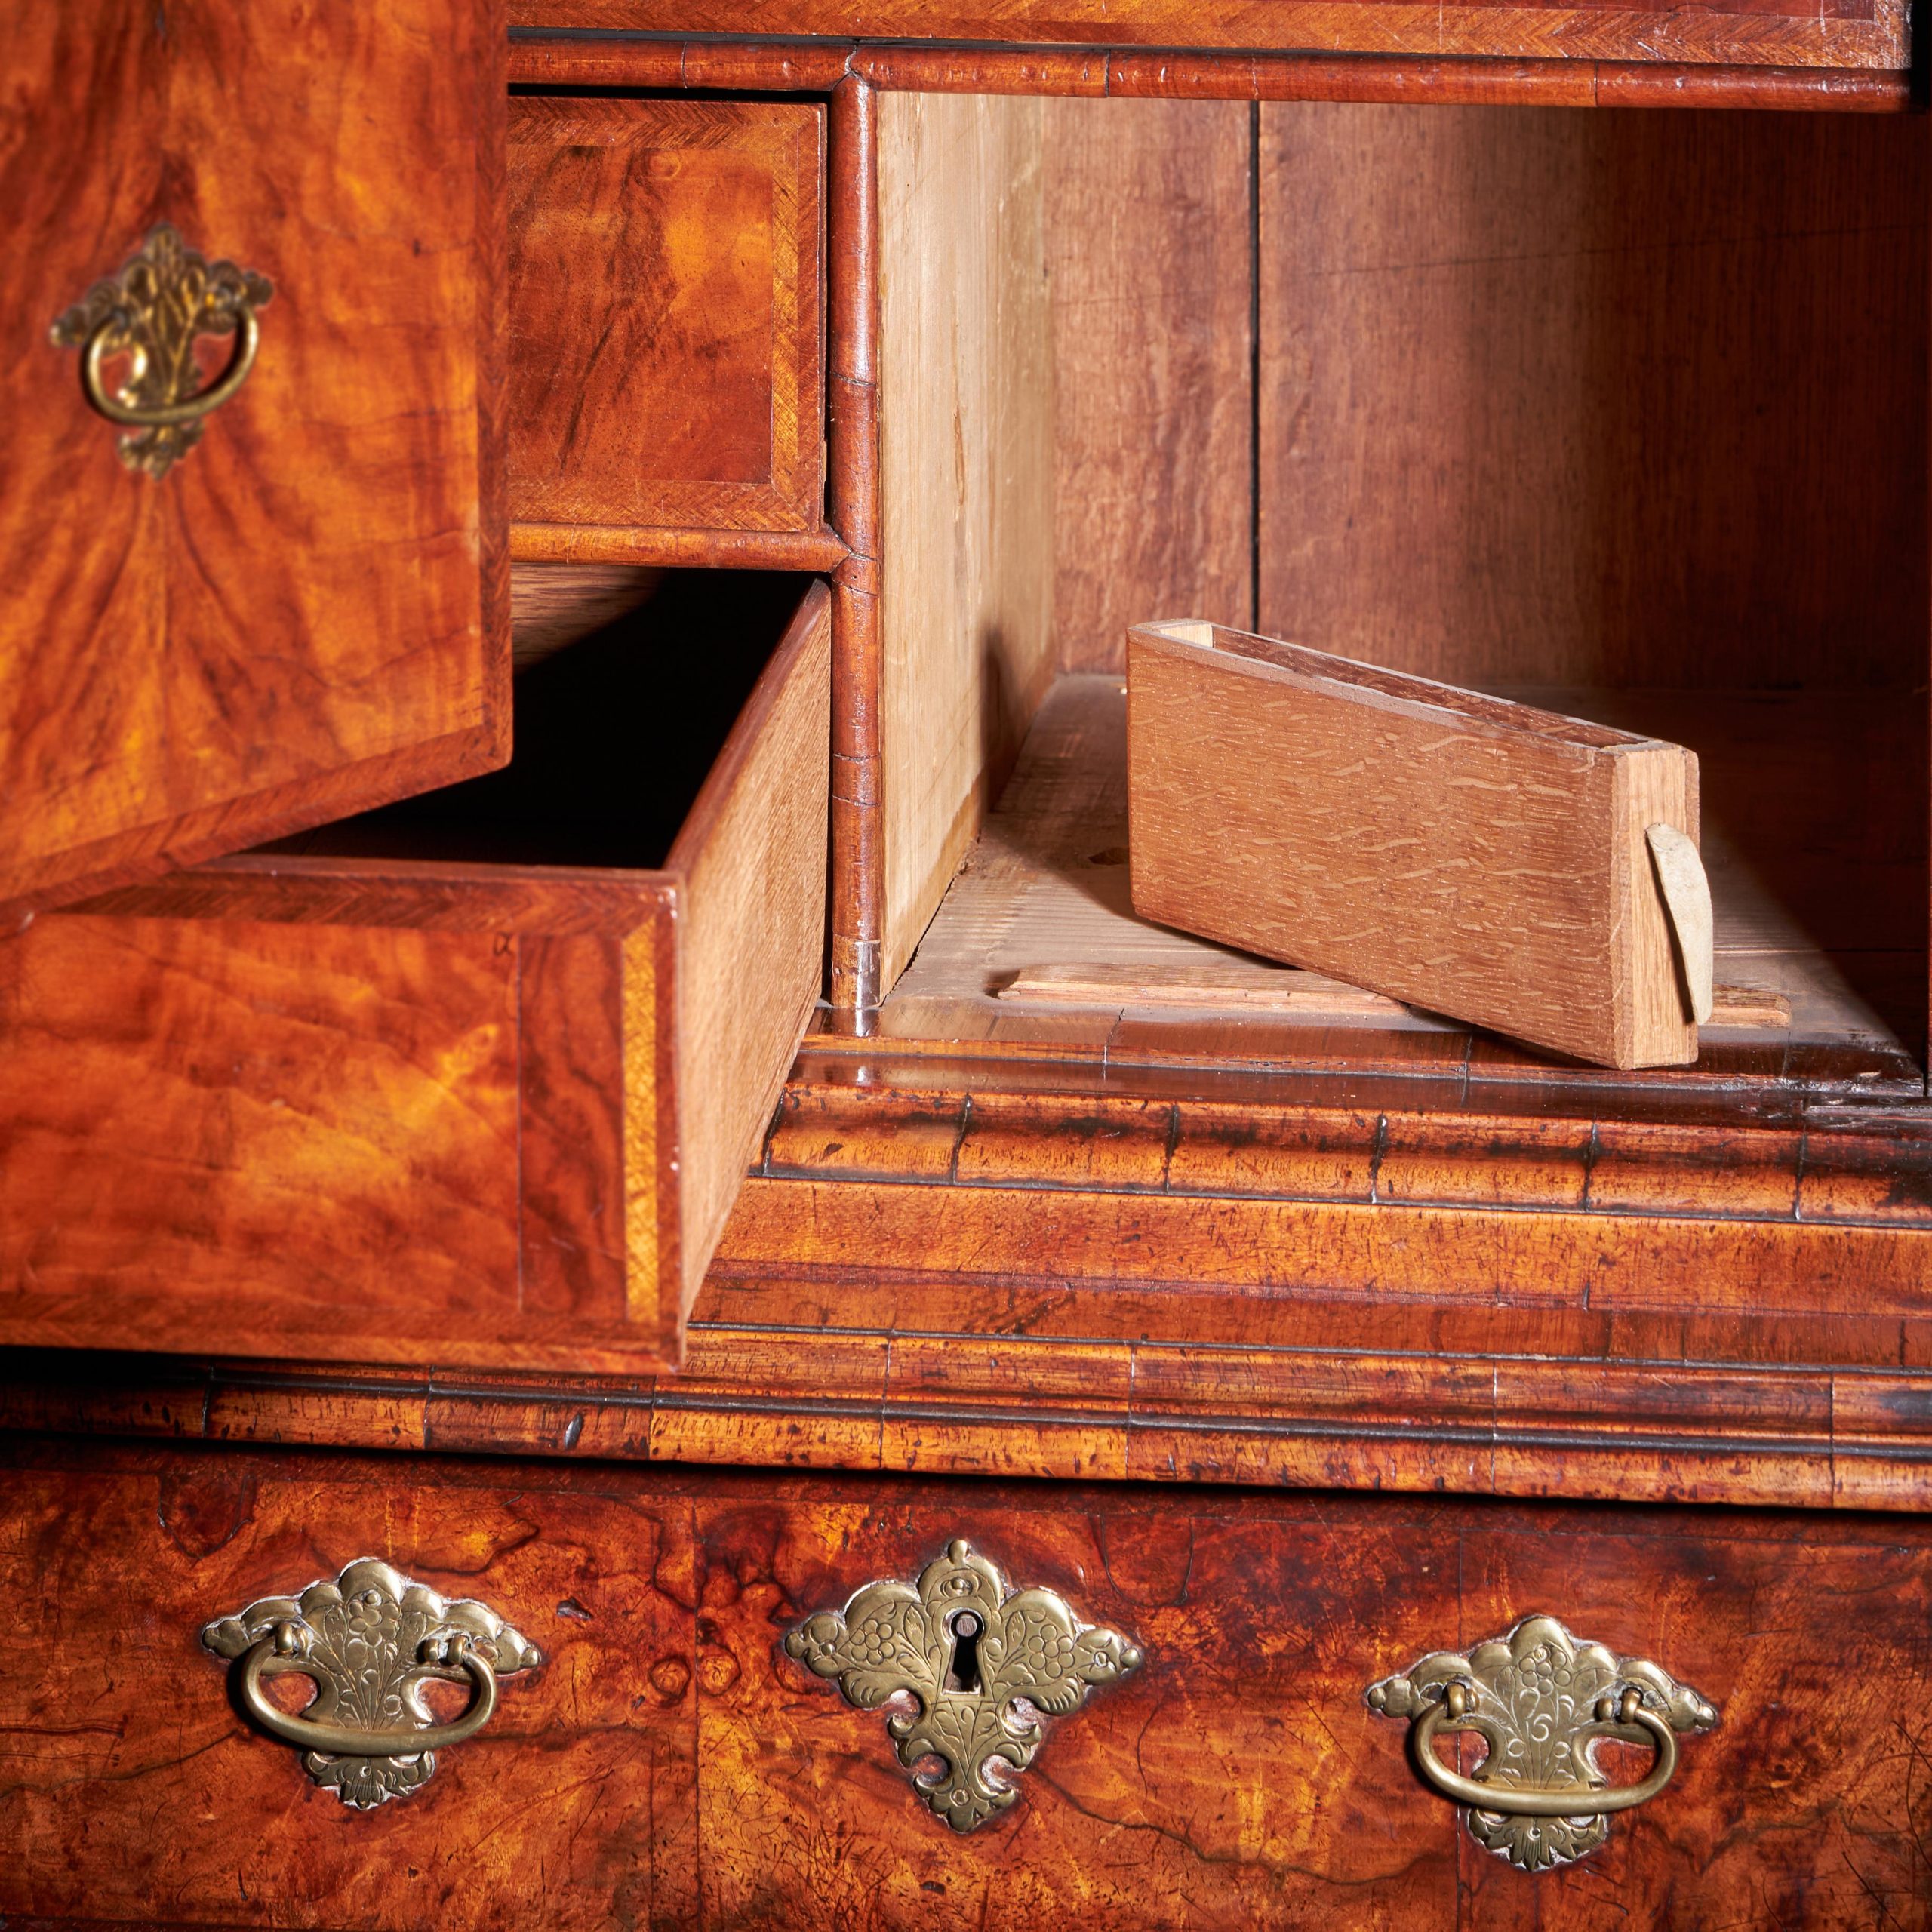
[945,1611,983,1694]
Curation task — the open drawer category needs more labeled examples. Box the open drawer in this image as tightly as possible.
[0,574,831,1371]
[2,1,511,928]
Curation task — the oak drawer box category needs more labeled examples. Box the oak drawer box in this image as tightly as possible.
[1127,620,1703,1069]
[0,576,830,1371]
[507,97,827,553]
[4,1439,1930,1928]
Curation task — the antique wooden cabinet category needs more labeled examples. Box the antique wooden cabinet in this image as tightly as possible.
[2,1,1929,1925]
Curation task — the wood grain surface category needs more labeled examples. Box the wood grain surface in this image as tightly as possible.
[665,580,833,1331]
[5,1440,1932,1928]
[1045,99,1254,672]
[1256,104,1927,692]
[1129,623,1700,1068]
[508,97,825,540]
[505,34,1916,109]
[827,77,885,1014]
[0,1443,697,1931]
[0,889,663,1367]
[9,1049,1932,1510]
[510,525,850,571]
[885,673,1924,1091]
[2,1,509,924]
[506,0,1909,72]
[0,583,830,1371]
[878,91,1057,994]
[511,561,666,669]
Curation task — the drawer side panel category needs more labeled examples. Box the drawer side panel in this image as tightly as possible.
[666,583,834,1331]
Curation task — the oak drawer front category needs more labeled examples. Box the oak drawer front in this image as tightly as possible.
[508,98,826,550]
[2,2,509,923]
[0,580,831,1372]
[6,1444,1930,1931]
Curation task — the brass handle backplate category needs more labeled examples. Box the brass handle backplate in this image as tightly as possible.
[1367,1613,1718,1872]
[784,1538,1143,1832]
[202,1559,540,1810]
[51,223,271,481]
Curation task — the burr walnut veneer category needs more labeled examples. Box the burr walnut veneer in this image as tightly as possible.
[6,1440,1932,1925]
[2,7,1930,1928]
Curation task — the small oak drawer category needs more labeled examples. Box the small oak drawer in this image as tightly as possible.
[5,1442,1930,1930]
[0,575,830,1372]
[507,97,826,555]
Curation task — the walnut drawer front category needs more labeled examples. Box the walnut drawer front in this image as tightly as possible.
[4,1441,1930,1930]
[507,97,826,554]
[0,2,511,924]
[0,580,831,1373]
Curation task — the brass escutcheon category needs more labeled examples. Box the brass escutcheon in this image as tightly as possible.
[1367,1613,1718,1872]
[202,1559,540,1809]
[51,223,271,480]
[784,1538,1143,1832]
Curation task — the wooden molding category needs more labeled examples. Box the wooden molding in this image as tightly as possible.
[10,1069,1930,1509]
[506,33,1913,105]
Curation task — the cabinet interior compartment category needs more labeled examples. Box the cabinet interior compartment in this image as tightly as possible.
[274,568,809,872]
[874,93,1930,1100]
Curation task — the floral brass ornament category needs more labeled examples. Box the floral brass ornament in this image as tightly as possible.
[51,223,271,479]
[1367,1613,1718,1872]
[202,1559,540,1809]
[783,1538,1143,1832]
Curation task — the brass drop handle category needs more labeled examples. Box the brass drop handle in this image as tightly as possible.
[1412,1680,1679,1817]
[1367,1613,1718,1873]
[80,301,260,429]
[203,1559,541,1810]
[51,223,272,480]
[238,1620,499,1758]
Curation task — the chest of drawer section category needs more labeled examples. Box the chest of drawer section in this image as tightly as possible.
[2,1441,1926,1929]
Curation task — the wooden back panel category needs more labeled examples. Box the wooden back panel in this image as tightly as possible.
[1043,103,1925,695]
[1257,104,1927,691]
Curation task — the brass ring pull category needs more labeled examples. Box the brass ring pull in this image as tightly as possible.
[239,1623,498,1758]
[1367,1614,1718,1872]
[202,1559,541,1810]
[51,223,272,480]
[1412,1681,1678,1818]
[81,303,260,429]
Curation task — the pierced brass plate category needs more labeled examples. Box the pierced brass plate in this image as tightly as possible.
[202,1558,540,1809]
[785,1538,1143,1832]
[1367,1612,1718,1872]
[51,223,271,479]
